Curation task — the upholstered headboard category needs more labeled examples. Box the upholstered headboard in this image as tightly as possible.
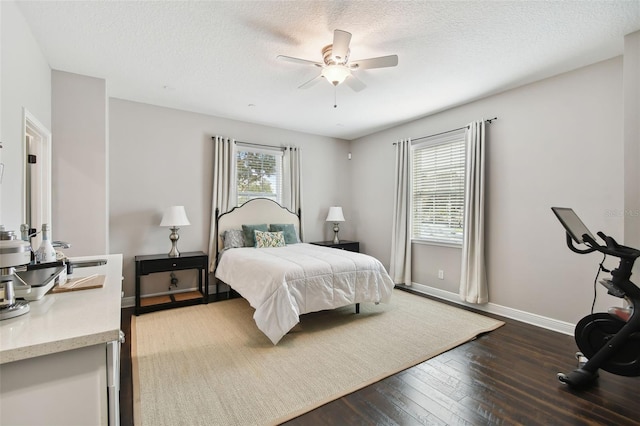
[215,198,301,254]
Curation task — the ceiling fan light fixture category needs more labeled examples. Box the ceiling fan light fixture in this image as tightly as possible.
[321,64,351,86]
[278,29,398,92]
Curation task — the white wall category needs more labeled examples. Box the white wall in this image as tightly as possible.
[109,99,350,298]
[624,31,640,278]
[0,0,51,230]
[6,0,635,329]
[350,57,625,326]
[52,70,108,256]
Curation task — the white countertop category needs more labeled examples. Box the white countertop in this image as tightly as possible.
[0,254,123,364]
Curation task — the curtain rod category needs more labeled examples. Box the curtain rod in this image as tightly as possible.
[211,137,287,151]
[393,117,498,145]
[236,141,288,151]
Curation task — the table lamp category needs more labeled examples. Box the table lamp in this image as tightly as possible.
[160,206,190,257]
[326,206,345,244]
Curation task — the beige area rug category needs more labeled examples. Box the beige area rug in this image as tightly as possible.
[132,289,503,426]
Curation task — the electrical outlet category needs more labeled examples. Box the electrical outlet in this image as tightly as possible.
[438,270,444,280]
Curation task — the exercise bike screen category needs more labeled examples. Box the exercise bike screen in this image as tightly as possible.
[551,207,595,244]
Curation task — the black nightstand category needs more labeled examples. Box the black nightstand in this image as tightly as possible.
[134,251,209,315]
[310,240,359,253]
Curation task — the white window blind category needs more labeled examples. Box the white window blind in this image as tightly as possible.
[412,129,466,245]
[236,145,283,205]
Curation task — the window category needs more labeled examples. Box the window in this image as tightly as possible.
[412,129,466,245]
[236,146,283,205]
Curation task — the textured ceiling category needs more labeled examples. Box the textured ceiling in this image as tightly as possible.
[16,0,640,140]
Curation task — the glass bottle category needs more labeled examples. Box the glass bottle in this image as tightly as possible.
[36,223,56,263]
[20,224,35,262]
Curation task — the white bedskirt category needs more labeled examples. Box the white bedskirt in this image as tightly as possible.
[215,243,395,344]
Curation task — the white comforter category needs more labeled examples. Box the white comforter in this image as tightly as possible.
[215,243,394,344]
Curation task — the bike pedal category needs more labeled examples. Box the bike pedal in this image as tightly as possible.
[577,355,588,368]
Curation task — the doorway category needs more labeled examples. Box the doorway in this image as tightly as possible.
[23,108,52,250]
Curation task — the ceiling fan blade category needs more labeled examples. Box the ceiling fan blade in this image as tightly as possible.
[344,74,366,92]
[350,55,398,70]
[332,30,352,63]
[298,75,323,89]
[277,55,323,67]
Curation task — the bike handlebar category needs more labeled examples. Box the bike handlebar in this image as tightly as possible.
[578,232,640,260]
[566,233,596,255]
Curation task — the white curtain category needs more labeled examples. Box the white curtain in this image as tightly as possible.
[459,121,488,303]
[389,138,412,285]
[283,146,304,240]
[207,136,237,272]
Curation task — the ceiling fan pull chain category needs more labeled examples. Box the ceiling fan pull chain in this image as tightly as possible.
[334,86,338,108]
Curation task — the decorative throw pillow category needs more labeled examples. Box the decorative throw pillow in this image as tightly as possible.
[242,224,268,247]
[222,229,244,249]
[254,230,286,248]
[268,223,299,244]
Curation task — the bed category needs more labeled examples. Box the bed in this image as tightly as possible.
[214,198,395,344]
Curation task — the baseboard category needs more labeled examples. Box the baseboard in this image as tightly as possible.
[407,282,575,336]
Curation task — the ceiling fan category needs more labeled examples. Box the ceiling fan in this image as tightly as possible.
[277,29,398,92]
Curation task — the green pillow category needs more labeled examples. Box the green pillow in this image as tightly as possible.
[242,224,268,247]
[269,223,299,244]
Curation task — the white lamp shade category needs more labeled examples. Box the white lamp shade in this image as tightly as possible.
[326,206,345,222]
[321,65,351,86]
[160,206,191,227]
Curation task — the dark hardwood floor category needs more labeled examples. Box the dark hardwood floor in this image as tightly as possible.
[119,290,639,425]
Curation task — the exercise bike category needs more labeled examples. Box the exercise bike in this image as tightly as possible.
[551,207,640,388]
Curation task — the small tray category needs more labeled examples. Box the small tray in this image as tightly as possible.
[52,274,105,293]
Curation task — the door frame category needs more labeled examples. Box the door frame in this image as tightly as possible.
[22,108,52,248]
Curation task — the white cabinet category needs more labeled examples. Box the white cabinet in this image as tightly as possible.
[1,344,108,425]
[0,254,123,426]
